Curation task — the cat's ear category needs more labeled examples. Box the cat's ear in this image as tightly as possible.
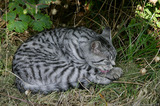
[91,41,101,54]
[101,26,112,40]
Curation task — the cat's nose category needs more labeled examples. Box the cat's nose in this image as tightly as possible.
[111,60,115,65]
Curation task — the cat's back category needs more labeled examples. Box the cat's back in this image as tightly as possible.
[13,27,97,69]
[12,28,69,72]
[12,27,90,69]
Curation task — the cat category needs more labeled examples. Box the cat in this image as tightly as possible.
[12,26,123,94]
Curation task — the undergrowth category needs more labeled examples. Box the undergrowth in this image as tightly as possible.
[0,0,160,105]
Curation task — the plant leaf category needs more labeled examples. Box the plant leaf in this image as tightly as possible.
[15,6,24,14]
[37,5,49,9]
[2,12,16,21]
[40,14,52,29]
[7,21,28,33]
[7,21,16,31]
[156,21,160,28]
[14,21,28,33]
[15,0,25,5]
[145,8,152,16]
[26,3,36,14]
[19,14,32,23]
[32,21,44,31]
[38,0,56,4]
[26,0,37,4]
[8,2,19,10]
[31,14,52,31]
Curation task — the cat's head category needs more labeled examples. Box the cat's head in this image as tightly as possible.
[80,27,117,73]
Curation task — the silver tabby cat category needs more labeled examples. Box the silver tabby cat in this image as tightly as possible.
[12,27,123,94]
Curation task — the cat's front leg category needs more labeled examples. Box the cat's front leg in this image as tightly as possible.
[104,67,123,80]
[88,74,112,84]
[88,67,123,84]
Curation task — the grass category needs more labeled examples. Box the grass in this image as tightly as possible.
[116,21,159,62]
[0,62,159,105]
[0,0,160,105]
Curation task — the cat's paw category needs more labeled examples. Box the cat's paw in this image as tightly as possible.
[105,67,123,80]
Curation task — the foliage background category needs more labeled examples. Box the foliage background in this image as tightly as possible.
[0,0,160,105]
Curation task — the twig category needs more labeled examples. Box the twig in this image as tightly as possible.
[145,48,160,69]
[84,16,102,27]
[0,93,35,105]
[5,0,9,78]
[144,58,155,72]
[99,14,109,26]
[92,0,107,20]
[73,0,80,27]
[7,70,31,86]
[78,79,92,95]
[56,92,64,106]
[113,81,144,86]
[74,13,77,27]
[106,1,134,18]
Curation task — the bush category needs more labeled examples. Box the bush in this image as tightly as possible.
[3,0,55,33]
[136,0,160,28]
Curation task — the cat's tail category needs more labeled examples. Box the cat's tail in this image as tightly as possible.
[15,77,61,94]
[15,77,40,94]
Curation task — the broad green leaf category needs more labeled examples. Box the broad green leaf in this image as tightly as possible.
[31,14,52,31]
[26,3,36,14]
[155,10,160,13]
[14,21,28,33]
[40,14,52,28]
[7,21,15,31]
[34,14,43,20]
[146,3,153,7]
[19,14,32,23]
[153,17,158,22]
[155,14,160,17]
[26,3,32,9]
[8,2,19,10]
[2,12,16,21]
[26,0,37,4]
[32,21,44,31]
[7,21,28,33]
[15,0,25,5]
[145,8,152,15]
[15,6,23,14]
[145,15,149,19]
[9,3,23,14]
[156,21,160,28]
[139,12,145,18]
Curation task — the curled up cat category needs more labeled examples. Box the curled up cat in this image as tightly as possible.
[12,26,123,94]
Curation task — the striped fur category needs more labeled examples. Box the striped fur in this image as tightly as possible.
[12,27,123,94]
